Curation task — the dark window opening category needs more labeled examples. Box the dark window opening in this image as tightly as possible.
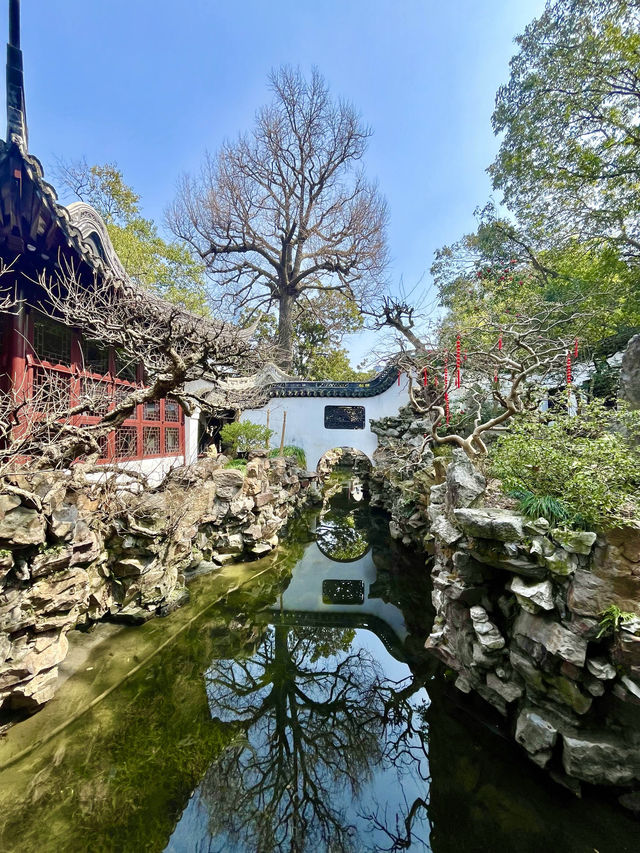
[324,405,366,430]
[322,579,365,605]
[33,316,71,366]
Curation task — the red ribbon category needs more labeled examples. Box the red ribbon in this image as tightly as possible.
[498,333,503,351]
[397,370,401,386]
[566,350,572,386]
[444,353,450,424]
[574,338,578,358]
[423,367,428,387]
[456,334,461,389]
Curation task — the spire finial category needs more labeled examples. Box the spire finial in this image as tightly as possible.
[6,0,27,149]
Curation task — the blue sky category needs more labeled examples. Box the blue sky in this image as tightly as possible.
[14,0,546,361]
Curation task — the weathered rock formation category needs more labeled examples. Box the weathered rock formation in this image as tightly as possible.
[0,452,319,714]
[426,450,640,794]
[368,406,437,548]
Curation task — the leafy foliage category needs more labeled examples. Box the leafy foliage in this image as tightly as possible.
[247,288,372,380]
[269,445,307,468]
[490,400,640,528]
[508,489,570,526]
[220,420,273,456]
[596,604,636,639]
[224,459,248,471]
[55,160,209,313]
[490,0,640,261]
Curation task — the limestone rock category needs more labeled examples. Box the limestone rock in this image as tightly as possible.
[563,733,640,785]
[430,514,462,546]
[211,469,245,501]
[620,333,640,409]
[446,456,486,509]
[551,529,597,555]
[516,708,558,754]
[486,671,523,703]
[508,577,555,612]
[513,611,587,667]
[586,657,617,681]
[0,506,47,546]
[568,568,640,618]
[453,508,524,542]
[544,549,578,577]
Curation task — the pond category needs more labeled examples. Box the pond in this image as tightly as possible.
[0,476,638,852]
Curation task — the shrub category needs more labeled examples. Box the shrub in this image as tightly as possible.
[509,489,570,526]
[490,400,640,529]
[224,459,248,471]
[220,420,273,456]
[268,445,307,468]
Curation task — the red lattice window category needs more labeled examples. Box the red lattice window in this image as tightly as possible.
[164,400,180,422]
[80,378,112,415]
[143,401,161,421]
[143,426,161,455]
[115,426,138,458]
[165,427,180,454]
[33,316,72,366]
[33,367,72,409]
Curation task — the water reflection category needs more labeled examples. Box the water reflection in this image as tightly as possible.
[165,479,433,852]
[168,628,430,853]
[315,478,370,562]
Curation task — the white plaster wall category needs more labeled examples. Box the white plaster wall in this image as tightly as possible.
[243,377,410,470]
[118,455,185,486]
[185,410,200,466]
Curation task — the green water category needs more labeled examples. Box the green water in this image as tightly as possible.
[0,482,638,852]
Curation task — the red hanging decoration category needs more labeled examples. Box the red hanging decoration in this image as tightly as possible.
[463,349,468,363]
[498,332,503,351]
[444,352,450,424]
[566,350,572,386]
[494,370,498,383]
[434,375,439,387]
[574,337,579,358]
[397,370,401,386]
[422,367,428,387]
[455,334,462,389]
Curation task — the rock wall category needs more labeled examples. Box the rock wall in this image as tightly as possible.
[368,407,438,548]
[426,450,640,794]
[0,451,319,714]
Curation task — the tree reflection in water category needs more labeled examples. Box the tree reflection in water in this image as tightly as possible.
[201,625,431,852]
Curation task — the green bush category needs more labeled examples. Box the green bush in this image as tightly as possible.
[220,420,273,456]
[224,459,248,471]
[490,400,640,529]
[268,445,307,468]
[509,489,571,526]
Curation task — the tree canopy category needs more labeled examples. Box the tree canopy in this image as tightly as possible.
[490,0,640,260]
[169,66,389,371]
[55,160,209,314]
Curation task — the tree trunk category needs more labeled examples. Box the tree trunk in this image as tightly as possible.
[278,291,295,372]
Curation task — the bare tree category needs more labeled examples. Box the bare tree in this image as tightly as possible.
[0,261,263,478]
[380,298,586,460]
[168,66,389,371]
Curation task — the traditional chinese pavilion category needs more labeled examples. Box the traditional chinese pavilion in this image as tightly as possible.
[0,0,188,474]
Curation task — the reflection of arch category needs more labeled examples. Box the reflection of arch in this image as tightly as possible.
[315,522,370,562]
[269,611,409,662]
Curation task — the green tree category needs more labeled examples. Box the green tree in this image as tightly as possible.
[55,160,209,314]
[490,0,640,259]
[430,206,640,366]
[249,290,373,380]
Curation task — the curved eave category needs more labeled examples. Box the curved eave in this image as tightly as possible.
[265,364,398,399]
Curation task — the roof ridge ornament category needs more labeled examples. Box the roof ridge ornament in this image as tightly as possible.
[6,0,27,150]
